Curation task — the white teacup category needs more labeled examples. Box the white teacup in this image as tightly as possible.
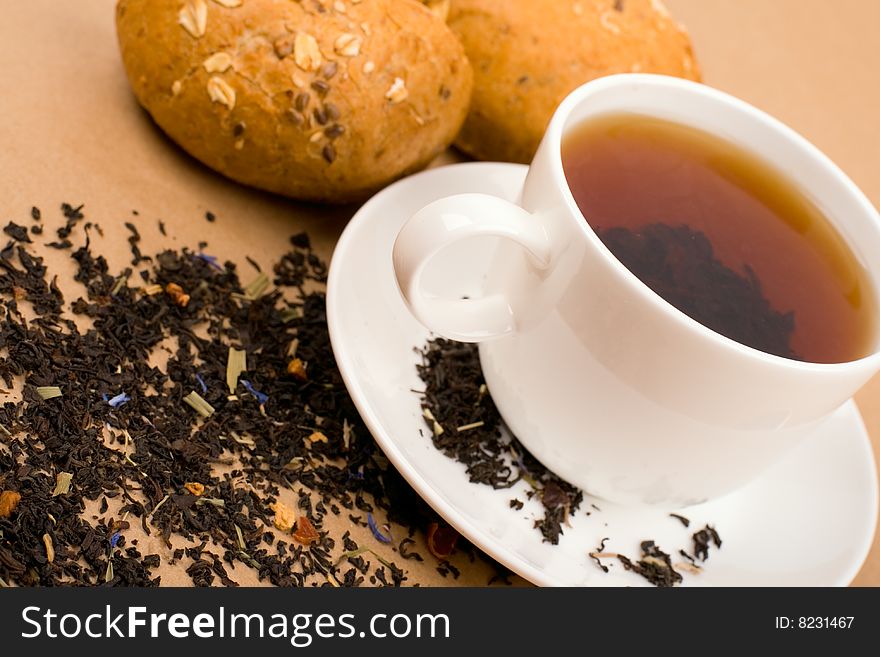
[392,74,880,507]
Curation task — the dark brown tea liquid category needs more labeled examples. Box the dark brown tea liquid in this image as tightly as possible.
[562,113,876,363]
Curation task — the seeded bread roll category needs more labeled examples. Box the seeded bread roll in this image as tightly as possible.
[447,0,701,163]
[116,0,472,203]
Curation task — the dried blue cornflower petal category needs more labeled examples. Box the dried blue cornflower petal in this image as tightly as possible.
[240,379,269,405]
[108,392,131,408]
[367,513,392,544]
[192,252,223,271]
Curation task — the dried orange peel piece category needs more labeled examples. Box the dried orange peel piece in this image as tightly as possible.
[270,500,297,532]
[293,516,320,545]
[426,521,459,559]
[0,490,22,518]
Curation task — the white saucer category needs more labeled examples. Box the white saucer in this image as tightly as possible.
[327,162,879,586]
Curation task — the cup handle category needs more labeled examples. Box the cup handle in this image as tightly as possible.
[392,193,553,342]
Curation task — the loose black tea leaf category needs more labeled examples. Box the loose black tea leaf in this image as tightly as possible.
[589,553,609,573]
[290,233,311,250]
[670,513,690,528]
[542,482,567,510]
[436,560,460,579]
[57,202,84,239]
[564,114,873,365]
[0,202,465,588]
[599,224,797,360]
[4,222,32,243]
[692,525,722,561]
[617,541,683,588]
[245,256,261,272]
[124,221,150,266]
[589,537,612,573]
[399,538,424,562]
[679,550,697,565]
[415,342,723,583]
[45,239,72,250]
[417,339,582,544]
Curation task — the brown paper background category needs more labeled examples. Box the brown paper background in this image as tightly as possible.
[1,0,878,586]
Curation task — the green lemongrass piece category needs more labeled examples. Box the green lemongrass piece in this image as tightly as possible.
[121,429,139,466]
[151,494,170,516]
[243,273,269,299]
[521,473,539,490]
[295,425,322,433]
[43,533,55,563]
[334,547,370,568]
[229,432,255,448]
[36,386,62,400]
[226,347,247,393]
[335,547,396,571]
[280,307,301,323]
[238,552,261,569]
[195,497,225,507]
[342,419,352,450]
[422,407,444,435]
[51,471,73,496]
[456,421,485,432]
[372,554,397,572]
[235,525,246,551]
[183,391,215,418]
[110,274,129,296]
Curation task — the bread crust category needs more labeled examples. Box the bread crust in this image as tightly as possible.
[448,0,701,164]
[116,0,473,202]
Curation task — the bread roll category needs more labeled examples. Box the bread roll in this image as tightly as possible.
[447,0,701,163]
[116,0,472,202]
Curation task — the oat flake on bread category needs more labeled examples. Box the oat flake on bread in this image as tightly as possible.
[115,0,472,203]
